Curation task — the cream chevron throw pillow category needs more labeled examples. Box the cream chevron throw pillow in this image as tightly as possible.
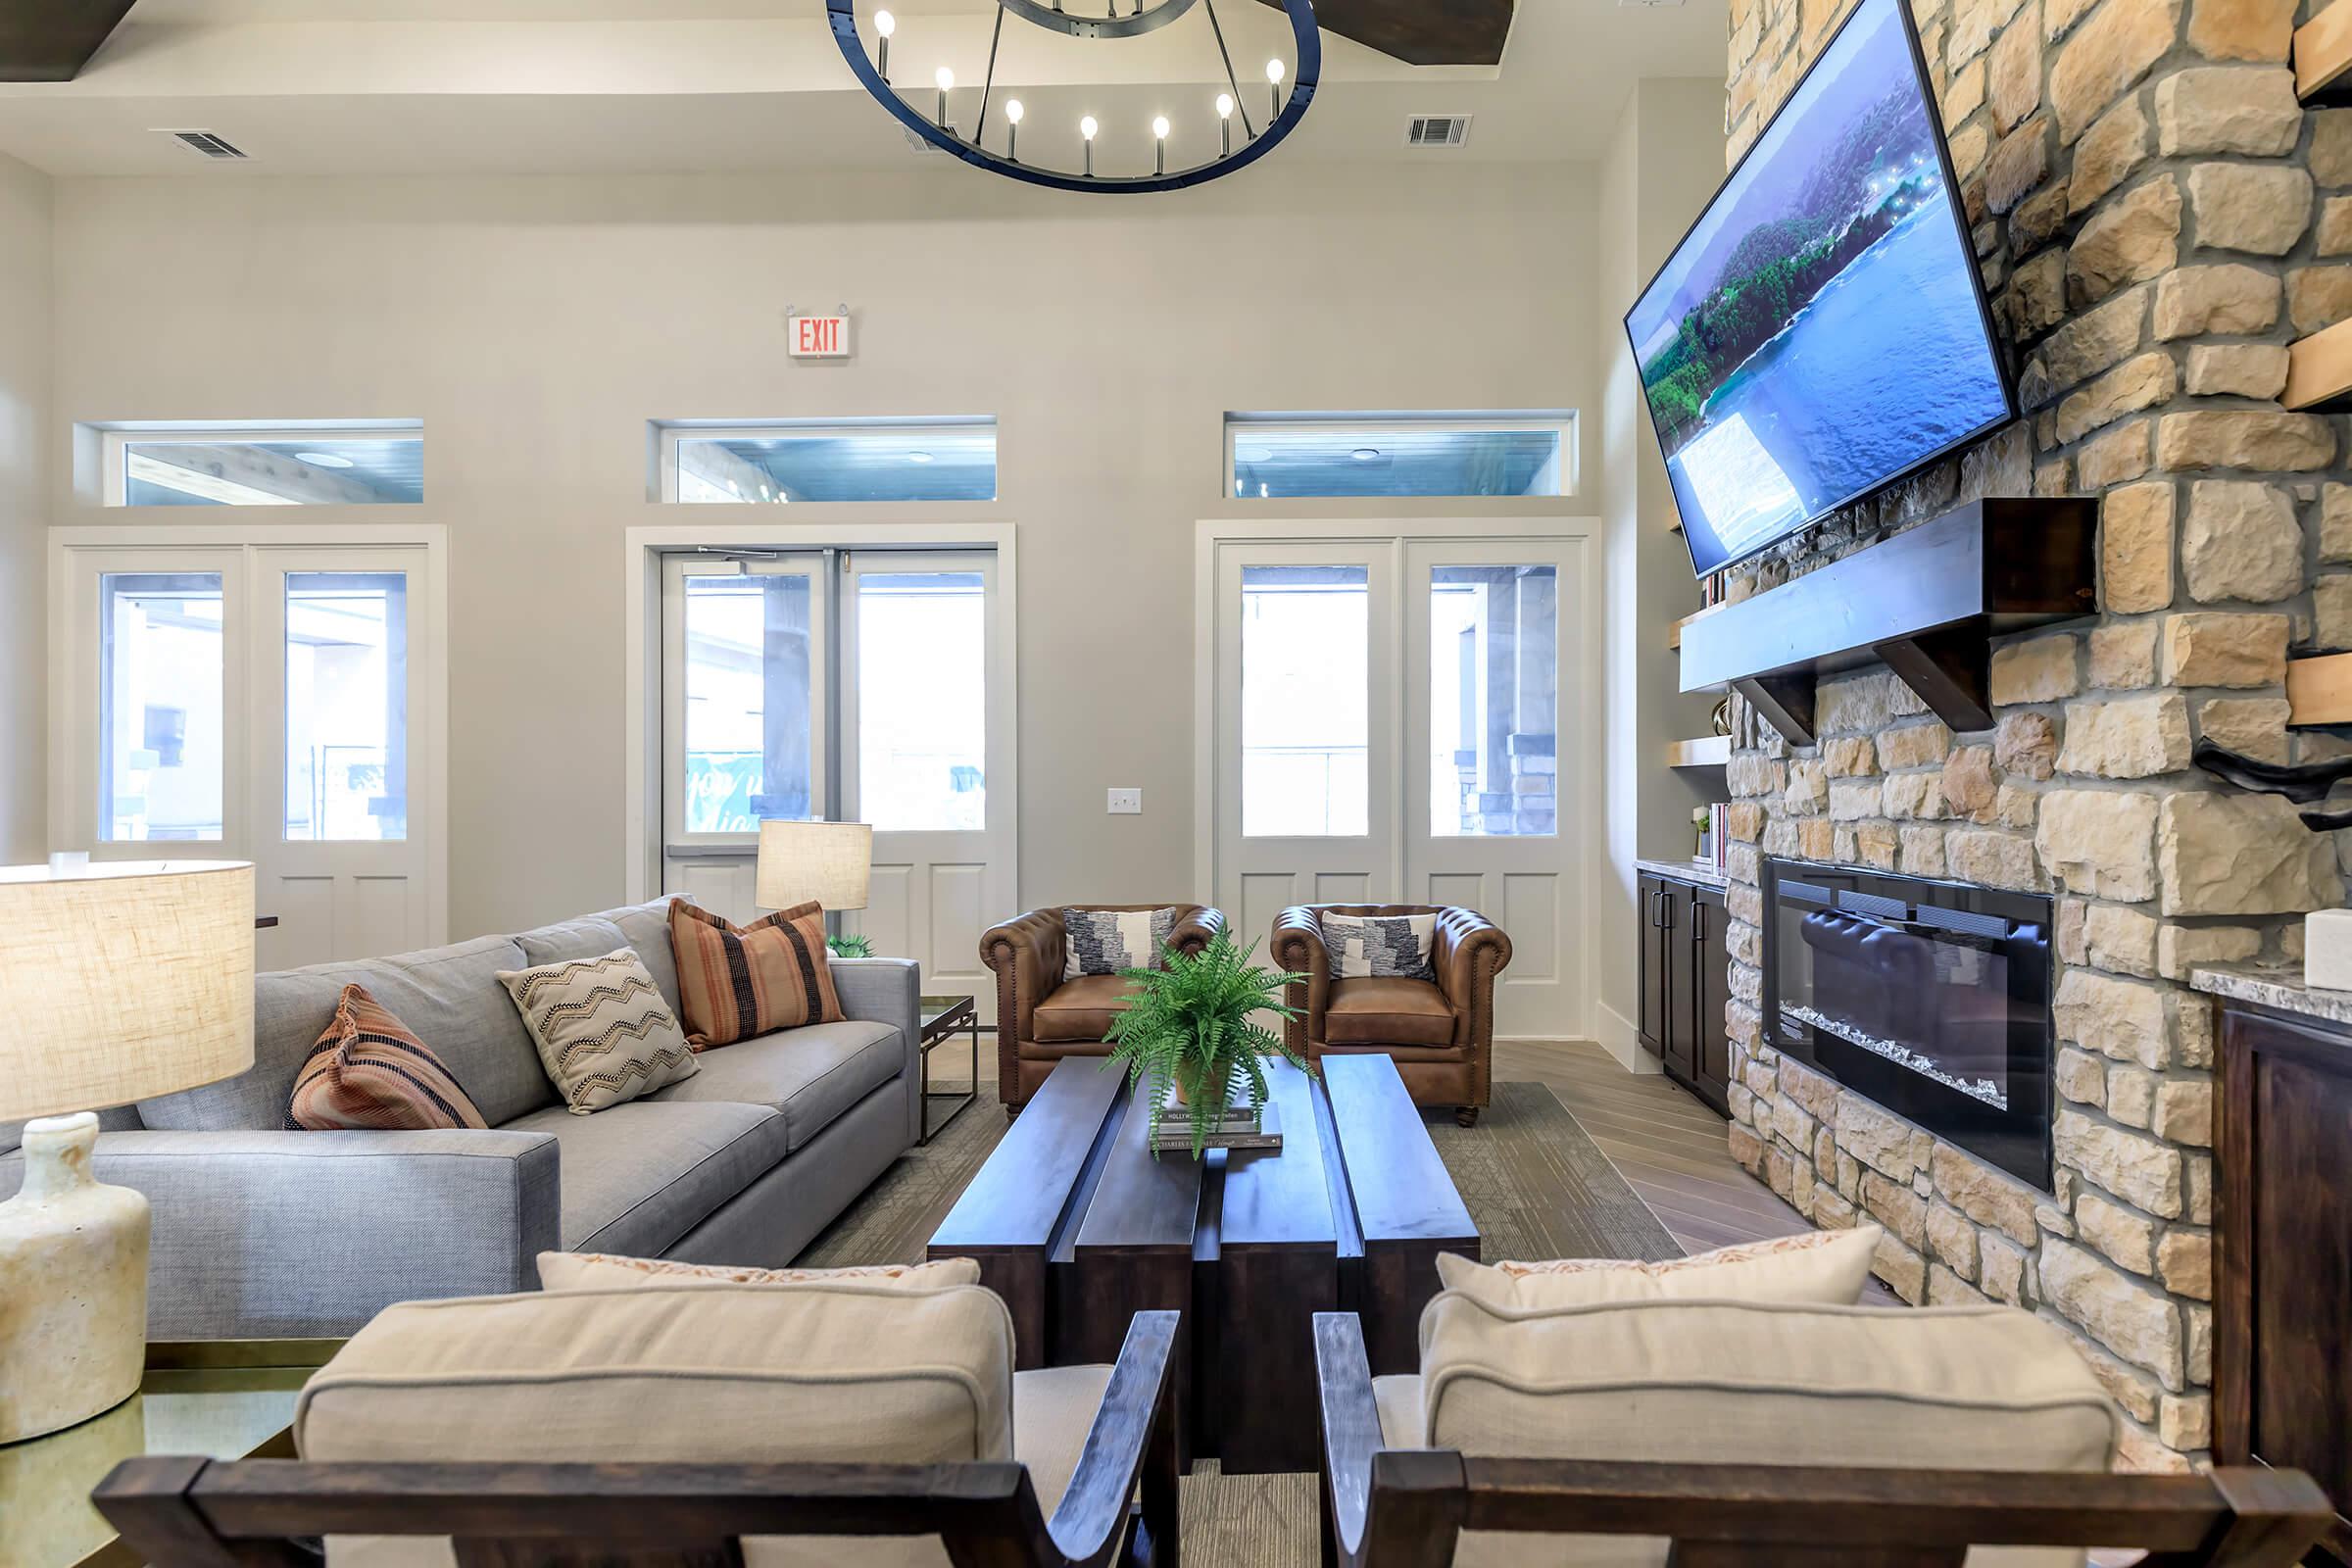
[499,948,698,1114]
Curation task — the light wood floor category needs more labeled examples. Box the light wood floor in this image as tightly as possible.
[1494,1039,1814,1253]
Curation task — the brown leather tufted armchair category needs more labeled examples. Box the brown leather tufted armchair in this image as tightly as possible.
[979,904,1226,1111]
[1269,904,1512,1126]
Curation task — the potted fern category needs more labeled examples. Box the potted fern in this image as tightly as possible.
[1102,931,1310,1157]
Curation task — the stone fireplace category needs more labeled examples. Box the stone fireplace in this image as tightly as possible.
[1718,0,2350,1473]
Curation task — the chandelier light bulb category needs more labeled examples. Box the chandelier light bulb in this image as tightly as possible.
[1080,114,1098,139]
[935,65,955,91]
[1266,58,1286,85]
[1266,57,1286,122]
[1152,115,1170,175]
[874,8,894,36]
[1216,91,1235,154]
[1152,115,1170,138]
[1005,98,1024,123]
[1216,92,1234,119]
[1005,97,1023,162]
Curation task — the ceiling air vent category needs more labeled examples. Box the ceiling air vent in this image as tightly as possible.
[160,129,248,160]
[1404,115,1472,149]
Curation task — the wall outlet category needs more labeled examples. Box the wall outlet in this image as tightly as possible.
[1107,787,1143,814]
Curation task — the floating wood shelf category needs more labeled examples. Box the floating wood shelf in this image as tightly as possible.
[2288,651,2352,728]
[1678,498,2099,746]
[1665,735,1732,768]
[2297,0,2352,102]
[2284,317,2352,411]
[1669,603,1727,652]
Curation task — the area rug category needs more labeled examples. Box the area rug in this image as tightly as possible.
[793,1073,1683,1568]
[795,1076,1683,1271]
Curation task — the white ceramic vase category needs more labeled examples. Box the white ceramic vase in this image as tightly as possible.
[0,1111,150,1443]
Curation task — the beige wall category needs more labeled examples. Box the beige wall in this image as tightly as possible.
[0,151,49,864]
[1593,79,1729,1062]
[48,163,1596,941]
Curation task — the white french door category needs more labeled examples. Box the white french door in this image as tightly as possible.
[1203,527,1590,1040]
[53,535,445,969]
[655,547,1010,1019]
[1211,542,1400,949]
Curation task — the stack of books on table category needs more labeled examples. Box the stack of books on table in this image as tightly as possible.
[1152,1088,1284,1152]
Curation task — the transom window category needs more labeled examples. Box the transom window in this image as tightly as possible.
[97,423,424,507]
[656,419,998,504]
[1226,413,1573,500]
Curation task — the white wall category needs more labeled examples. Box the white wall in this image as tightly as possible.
[0,151,49,864]
[1594,79,1729,1065]
[48,163,1598,947]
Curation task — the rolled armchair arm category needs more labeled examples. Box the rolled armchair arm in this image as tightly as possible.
[982,909,1065,1104]
[1272,906,1332,1054]
[1167,904,1225,958]
[0,1128,562,1340]
[1432,906,1511,1016]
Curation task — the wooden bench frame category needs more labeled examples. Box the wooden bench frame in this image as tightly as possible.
[94,1310,1184,1568]
[1312,1312,2333,1568]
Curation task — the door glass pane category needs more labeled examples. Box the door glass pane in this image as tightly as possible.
[1242,564,1368,837]
[858,571,986,831]
[1430,564,1558,837]
[682,573,816,834]
[100,572,225,842]
[285,572,408,842]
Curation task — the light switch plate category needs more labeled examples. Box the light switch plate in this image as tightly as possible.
[1107,788,1143,814]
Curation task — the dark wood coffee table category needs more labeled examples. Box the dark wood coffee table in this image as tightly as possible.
[927,1052,1476,1474]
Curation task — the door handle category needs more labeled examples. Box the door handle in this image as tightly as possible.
[1660,894,1675,931]
[1692,902,1707,942]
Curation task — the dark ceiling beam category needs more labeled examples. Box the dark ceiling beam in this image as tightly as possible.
[0,0,139,82]
[1264,0,1516,67]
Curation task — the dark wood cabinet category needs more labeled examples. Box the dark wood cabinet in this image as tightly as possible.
[1636,869,1730,1117]
[2216,997,2352,1565]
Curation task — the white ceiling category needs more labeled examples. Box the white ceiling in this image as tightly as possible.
[0,0,1728,177]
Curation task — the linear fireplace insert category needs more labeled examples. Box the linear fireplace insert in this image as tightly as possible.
[1763,858,2053,1191]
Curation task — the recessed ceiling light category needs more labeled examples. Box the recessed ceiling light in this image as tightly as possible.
[1350,447,1382,462]
[906,451,935,464]
[293,451,355,468]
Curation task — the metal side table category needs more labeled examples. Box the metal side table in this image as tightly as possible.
[917,993,979,1144]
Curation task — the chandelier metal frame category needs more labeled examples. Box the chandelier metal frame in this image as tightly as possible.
[825,0,1321,195]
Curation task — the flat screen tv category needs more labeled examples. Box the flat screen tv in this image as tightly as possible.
[1627,0,2016,580]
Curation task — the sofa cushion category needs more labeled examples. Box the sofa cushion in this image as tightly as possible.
[531,899,684,1018]
[1325,976,1456,1047]
[539,1251,979,1292]
[1031,973,1135,1043]
[288,984,490,1132]
[1434,1226,1884,1313]
[648,1020,902,1152]
[499,949,699,1115]
[1415,1295,2118,1568]
[296,1279,1017,1567]
[502,1100,789,1256]
[142,934,552,1132]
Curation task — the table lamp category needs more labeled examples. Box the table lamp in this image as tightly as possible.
[0,859,255,1443]
[756,820,872,950]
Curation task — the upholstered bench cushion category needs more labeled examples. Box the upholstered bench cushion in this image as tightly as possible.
[1410,1294,2119,1568]
[501,1099,788,1255]
[1032,973,1135,1043]
[650,1020,903,1151]
[1325,976,1456,1047]
[296,1281,1100,1568]
[1434,1225,1885,1312]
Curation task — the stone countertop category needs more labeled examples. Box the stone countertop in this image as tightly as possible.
[2189,962,2352,1027]
[1635,857,1729,890]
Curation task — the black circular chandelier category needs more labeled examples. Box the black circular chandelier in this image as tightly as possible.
[826,0,1321,194]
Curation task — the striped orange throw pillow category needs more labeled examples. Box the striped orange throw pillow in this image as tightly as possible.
[288,983,488,1132]
[669,899,845,1050]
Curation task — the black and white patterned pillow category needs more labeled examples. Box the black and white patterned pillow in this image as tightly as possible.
[1320,912,1437,982]
[1062,906,1179,978]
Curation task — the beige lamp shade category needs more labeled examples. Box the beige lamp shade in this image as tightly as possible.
[755,820,873,912]
[0,860,256,1121]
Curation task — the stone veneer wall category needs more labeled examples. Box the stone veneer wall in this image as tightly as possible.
[1720,0,2351,1471]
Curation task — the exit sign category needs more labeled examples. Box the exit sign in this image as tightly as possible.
[788,313,853,359]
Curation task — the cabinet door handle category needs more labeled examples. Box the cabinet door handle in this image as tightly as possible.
[1693,902,1707,942]
[1661,894,1676,931]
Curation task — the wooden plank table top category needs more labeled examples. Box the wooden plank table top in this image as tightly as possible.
[928,1054,1475,1474]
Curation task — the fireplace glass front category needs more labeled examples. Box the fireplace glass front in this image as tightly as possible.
[1764,859,2053,1191]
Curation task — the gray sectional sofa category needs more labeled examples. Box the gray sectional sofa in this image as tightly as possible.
[0,897,922,1340]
